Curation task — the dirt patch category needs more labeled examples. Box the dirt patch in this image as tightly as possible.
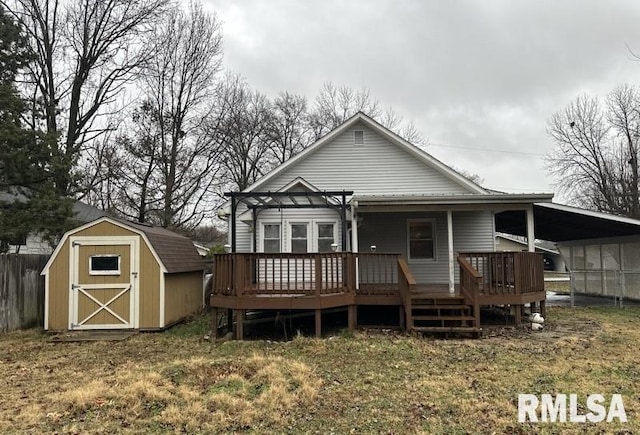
[49,331,137,342]
[481,318,601,344]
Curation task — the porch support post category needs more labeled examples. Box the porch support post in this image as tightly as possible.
[231,194,238,253]
[252,207,257,253]
[447,210,455,294]
[351,201,359,253]
[526,205,535,252]
[340,192,348,250]
[351,201,359,290]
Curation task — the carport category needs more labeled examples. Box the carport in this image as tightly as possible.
[496,203,640,305]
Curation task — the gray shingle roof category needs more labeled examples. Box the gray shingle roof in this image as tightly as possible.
[120,220,205,273]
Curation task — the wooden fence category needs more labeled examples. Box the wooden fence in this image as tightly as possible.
[0,254,49,332]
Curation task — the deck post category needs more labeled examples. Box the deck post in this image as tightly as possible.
[348,305,357,330]
[234,309,244,340]
[210,307,218,340]
[514,304,522,325]
[399,306,405,331]
[315,309,322,337]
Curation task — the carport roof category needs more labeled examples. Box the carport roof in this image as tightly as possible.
[496,203,640,242]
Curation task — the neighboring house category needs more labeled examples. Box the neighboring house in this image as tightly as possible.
[495,232,565,272]
[2,200,107,255]
[42,217,205,331]
[212,113,552,338]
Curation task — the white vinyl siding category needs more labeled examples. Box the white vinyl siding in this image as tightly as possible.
[234,221,253,253]
[258,122,473,195]
[359,211,494,284]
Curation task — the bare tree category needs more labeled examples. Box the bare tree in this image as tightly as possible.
[307,81,426,144]
[268,91,311,164]
[90,3,224,230]
[308,82,381,140]
[606,84,640,217]
[211,73,274,191]
[2,0,171,196]
[546,86,640,218]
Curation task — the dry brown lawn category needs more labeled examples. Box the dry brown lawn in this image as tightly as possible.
[1,307,639,434]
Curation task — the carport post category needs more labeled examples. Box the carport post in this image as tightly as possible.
[526,205,535,252]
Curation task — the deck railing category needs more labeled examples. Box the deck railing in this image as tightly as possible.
[357,253,400,295]
[458,251,545,296]
[212,252,354,297]
[213,251,545,301]
[398,257,416,330]
[457,255,481,328]
[213,252,402,297]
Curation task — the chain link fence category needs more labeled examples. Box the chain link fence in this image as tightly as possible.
[557,241,640,307]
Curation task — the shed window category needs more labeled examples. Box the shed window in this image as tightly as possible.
[354,130,364,145]
[408,220,435,260]
[89,255,121,275]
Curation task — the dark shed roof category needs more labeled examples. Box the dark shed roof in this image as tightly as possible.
[496,203,640,242]
[117,219,205,273]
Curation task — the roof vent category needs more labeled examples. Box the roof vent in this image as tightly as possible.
[354,130,364,145]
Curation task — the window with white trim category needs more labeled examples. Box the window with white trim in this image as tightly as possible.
[317,223,335,252]
[263,224,281,253]
[407,219,435,260]
[89,255,121,275]
[290,223,308,253]
[354,130,364,145]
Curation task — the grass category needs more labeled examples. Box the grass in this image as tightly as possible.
[1,307,639,434]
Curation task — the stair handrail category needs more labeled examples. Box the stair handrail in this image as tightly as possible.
[397,257,416,330]
[457,255,481,329]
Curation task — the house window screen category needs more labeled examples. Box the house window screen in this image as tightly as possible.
[263,224,281,253]
[291,223,308,253]
[89,255,121,275]
[408,220,435,260]
[317,223,335,252]
[354,130,364,145]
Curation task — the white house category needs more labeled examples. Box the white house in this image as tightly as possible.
[213,112,552,337]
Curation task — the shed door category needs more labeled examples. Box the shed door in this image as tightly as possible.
[69,237,138,330]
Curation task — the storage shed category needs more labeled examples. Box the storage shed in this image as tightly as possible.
[42,217,205,331]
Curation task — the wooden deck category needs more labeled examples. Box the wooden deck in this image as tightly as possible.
[210,252,546,338]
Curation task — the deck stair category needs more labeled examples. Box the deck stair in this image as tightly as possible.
[408,292,481,337]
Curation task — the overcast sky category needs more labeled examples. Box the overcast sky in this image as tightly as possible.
[205,0,640,201]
